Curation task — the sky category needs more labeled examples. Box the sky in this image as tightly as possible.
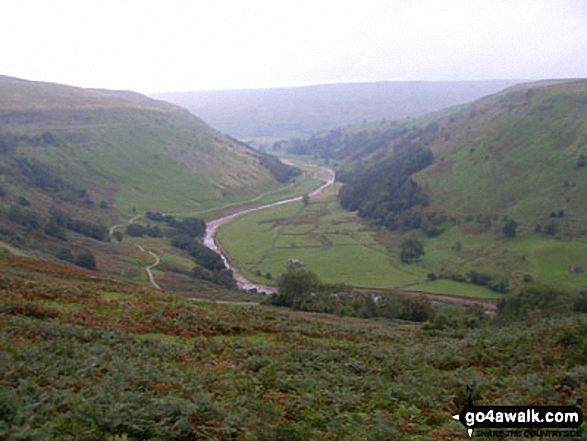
[1,0,586,94]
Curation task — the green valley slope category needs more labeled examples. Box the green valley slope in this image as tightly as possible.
[287,79,587,229]
[416,80,587,228]
[0,75,282,217]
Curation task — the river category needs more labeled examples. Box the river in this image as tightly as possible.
[203,164,336,293]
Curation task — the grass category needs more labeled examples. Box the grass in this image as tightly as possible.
[415,80,587,225]
[217,188,587,297]
[0,77,288,219]
[218,193,430,291]
[409,280,504,299]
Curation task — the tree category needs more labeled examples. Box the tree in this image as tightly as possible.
[400,238,424,263]
[503,219,517,238]
[276,269,321,307]
[45,221,67,240]
[214,269,237,290]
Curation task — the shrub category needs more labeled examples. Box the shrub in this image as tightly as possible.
[75,251,97,271]
[544,221,558,235]
[56,248,74,263]
[17,196,31,206]
[503,219,517,238]
[399,238,425,263]
[488,277,510,293]
[45,221,67,240]
[126,224,146,237]
[396,294,433,322]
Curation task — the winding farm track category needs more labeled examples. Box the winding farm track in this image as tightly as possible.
[136,245,161,290]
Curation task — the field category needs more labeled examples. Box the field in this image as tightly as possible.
[217,184,587,297]
[1,256,586,440]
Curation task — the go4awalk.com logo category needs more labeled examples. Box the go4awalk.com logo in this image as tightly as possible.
[452,387,584,438]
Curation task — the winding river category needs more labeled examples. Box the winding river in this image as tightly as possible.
[203,164,336,293]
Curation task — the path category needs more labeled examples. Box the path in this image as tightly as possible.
[136,245,161,290]
[110,214,162,290]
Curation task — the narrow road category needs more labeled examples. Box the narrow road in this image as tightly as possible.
[204,164,336,293]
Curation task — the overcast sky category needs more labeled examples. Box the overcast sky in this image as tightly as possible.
[1,0,586,93]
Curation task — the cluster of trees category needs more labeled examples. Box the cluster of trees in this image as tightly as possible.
[48,210,108,241]
[3,205,40,229]
[339,145,434,229]
[126,223,162,238]
[143,212,235,288]
[429,269,510,293]
[496,284,585,323]
[277,122,440,163]
[258,155,302,184]
[266,269,435,322]
[170,235,235,289]
[535,220,559,235]
[0,130,58,155]
[1,203,109,244]
[280,125,409,160]
[146,212,206,238]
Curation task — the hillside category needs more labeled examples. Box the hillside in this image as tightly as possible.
[1,255,585,439]
[288,80,587,227]
[153,80,521,144]
[416,80,587,227]
[0,76,307,290]
[0,76,291,216]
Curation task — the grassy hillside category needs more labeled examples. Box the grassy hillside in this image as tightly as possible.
[1,255,586,440]
[0,76,283,217]
[154,80,520,144]
[416,80,587,227]
[283,80,587,227]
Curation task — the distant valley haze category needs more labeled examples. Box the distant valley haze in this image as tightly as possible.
[153,80,525,141]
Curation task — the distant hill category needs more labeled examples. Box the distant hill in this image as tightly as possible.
[153,80,522,143]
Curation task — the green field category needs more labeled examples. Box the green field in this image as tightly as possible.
[217,185,587,297]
